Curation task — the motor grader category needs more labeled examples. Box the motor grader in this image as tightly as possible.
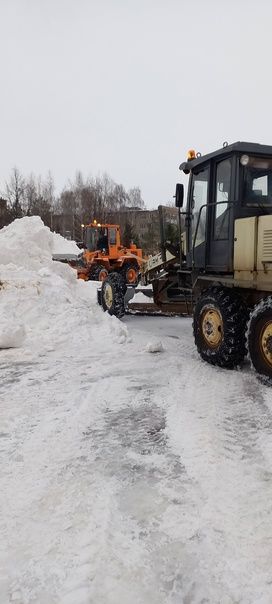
[54,221,143,284]
[100,141,272,380]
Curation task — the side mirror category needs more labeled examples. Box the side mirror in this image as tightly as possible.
[175,183,184,208]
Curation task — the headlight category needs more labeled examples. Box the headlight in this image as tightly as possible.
[240,154,249,166]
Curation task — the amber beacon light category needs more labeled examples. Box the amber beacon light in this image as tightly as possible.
[187,149,196,160]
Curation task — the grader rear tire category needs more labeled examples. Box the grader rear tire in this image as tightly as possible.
[193,287,248,369]
[248,298,272,379]
[101,273,126,318]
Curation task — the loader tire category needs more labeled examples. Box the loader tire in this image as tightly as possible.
[88,264,108,282]
[121,261,139,285]
[193,287,248,369]
[101,273,126,318]
[248,297,272,379]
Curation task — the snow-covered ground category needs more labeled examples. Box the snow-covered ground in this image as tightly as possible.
[129,291,153,304]
[1,218,272,603]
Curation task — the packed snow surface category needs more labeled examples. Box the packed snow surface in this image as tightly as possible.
[1,217,272,603]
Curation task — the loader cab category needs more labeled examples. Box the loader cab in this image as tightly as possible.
[178,142,272,274]
[84,224,107,252]
[84,223,121,257]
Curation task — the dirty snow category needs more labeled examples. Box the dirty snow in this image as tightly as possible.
[1,218,272,604]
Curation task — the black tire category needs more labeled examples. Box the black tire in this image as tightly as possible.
[101,272,126,318]
[193,287,248,369]
[248,297,272,379]
[88,264,108,281]
[121,261,139,285]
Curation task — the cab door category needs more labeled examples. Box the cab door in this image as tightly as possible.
[108,226,118,258]
[186,165,209,268]
[207,157,234,272]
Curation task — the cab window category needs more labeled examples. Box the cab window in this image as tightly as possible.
[242,156,272,206]
[214,158,231,240]
[191,167,209,246]
[109,228,116,245]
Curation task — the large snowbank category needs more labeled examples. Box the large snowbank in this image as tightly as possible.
[51,231,80,255]
[0,216,80,270]
[0,217,128,351]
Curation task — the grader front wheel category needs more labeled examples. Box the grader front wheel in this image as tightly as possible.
[248,299,272,378]
[201,308,224,348]
[193,287,248,369]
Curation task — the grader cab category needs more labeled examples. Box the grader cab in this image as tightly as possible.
[100,141,272,379]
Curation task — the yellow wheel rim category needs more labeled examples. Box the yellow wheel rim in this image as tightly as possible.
[260,321,272,368]
[104,283,113,308]
[201,308,223,347]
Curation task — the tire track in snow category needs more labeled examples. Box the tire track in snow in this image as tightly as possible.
[77,380,201,604]
[165,347,272,603]
[2,316,272,603]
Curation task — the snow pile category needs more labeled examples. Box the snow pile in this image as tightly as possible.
[145,340,164,353]
[51,232,80,254]
[0,216,127,352]
[0,305,25,348]
[0,215,80,271]
[130,291,153,304]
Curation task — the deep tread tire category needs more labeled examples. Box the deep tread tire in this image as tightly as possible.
[121,261,139,285]
[193,287,248,369]
[248,297,272,379]
[88,264,108,281]
[101,273,126,318]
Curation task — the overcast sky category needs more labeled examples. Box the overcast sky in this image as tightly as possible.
[0,0,271,208]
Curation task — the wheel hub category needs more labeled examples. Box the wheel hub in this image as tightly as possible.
[261,322,272,367]
[104,283,113,308]
[127,267,137,283]
[201,308,223,347]
[99,270,108,281]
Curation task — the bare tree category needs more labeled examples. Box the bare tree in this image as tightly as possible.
[42,171,55,228]
[0,166,146,240]
[24,174,37,215]
[127,187,145,209]
[23,172,55,227]
[5,167,25,218]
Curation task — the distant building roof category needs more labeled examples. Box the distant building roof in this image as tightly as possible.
[123,205,144,211]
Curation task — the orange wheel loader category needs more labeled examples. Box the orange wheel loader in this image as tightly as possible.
[76,221,143,284]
